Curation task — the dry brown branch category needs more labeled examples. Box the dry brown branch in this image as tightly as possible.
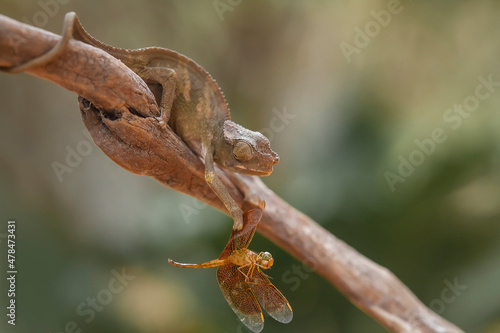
[0,14,463,333]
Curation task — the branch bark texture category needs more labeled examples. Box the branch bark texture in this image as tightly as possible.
[0,14,463,333]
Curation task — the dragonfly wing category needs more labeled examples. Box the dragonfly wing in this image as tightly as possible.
[218,205,261,260]
[221,198,263,255]
[235,205,261,249]
[250,270,293,324]
[217,264,264,333]
[235,192,265,249]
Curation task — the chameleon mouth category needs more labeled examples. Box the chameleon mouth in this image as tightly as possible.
[256,169,273,176]
[234,165,274,176]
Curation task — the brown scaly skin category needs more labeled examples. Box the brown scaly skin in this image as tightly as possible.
[6,12,279,231]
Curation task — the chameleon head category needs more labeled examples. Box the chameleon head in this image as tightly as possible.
[217,120,279,176]
[257,251,274,269]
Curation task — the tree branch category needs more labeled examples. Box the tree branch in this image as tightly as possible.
[0,14,463,333]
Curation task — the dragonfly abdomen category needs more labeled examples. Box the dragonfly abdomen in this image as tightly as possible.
[168,258,227,268]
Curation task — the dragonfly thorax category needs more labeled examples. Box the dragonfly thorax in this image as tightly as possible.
[228,249,274,269]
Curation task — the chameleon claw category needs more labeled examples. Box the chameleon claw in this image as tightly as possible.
[156,117,167,130]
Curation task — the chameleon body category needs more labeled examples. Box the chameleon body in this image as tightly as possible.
[6,12,279,230]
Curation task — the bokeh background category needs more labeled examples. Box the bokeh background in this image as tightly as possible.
[1,1,500,332]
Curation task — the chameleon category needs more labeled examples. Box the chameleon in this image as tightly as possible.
[5,12,279,231]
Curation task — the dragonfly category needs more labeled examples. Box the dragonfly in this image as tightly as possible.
[168,196,293,333]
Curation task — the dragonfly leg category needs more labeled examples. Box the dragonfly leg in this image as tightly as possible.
[237,263,257,284]
[238,264,265,285]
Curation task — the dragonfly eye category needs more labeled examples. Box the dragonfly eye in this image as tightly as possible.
[258,252,274,269]
[260,251,272,259]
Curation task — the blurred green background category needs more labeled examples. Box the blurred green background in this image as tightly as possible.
[1,1,500,332]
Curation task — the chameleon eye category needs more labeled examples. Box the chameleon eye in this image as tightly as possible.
[233,141,253,161]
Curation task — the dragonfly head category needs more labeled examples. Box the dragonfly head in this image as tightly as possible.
[257,251,274,269]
